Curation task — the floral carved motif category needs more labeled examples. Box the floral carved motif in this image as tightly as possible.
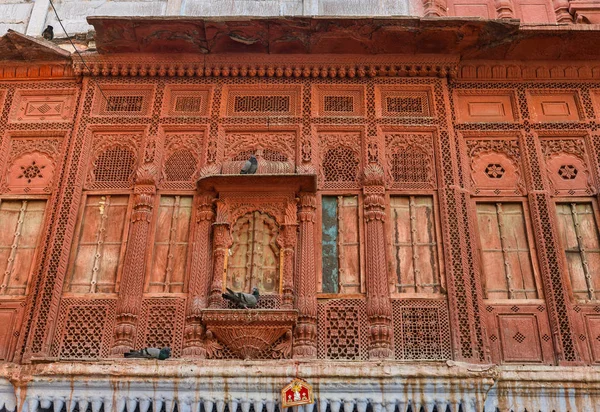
[222,194,294,227]
[384,133,435,189]
[224,132,296,162]
[3,137,62,194]
[466,138,525,196]
[202,309,297,359]
[540,138,595,195]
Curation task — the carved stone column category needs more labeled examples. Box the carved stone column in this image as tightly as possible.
[362,165,393,359]
[208,200,231,308]
[293,192,318,358]
[182,193,215,357]
[279,199,298,310]
[110,164,157,355]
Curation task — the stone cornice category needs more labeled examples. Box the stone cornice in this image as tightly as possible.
[73,54,460,79]
[458,60,600,81]
[0,362,599,412]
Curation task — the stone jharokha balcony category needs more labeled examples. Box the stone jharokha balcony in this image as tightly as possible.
[1,13,600,412]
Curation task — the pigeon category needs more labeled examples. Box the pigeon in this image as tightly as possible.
[42,25,54,41]
[222,287,260,309]
[124,347,171,360]
[240,155,258,174]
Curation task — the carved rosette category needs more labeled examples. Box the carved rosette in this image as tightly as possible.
[293,193,318,358]
[111,164,158,354]
[182,193,216,357]
[202,309,297,359]
[362,165,393,359]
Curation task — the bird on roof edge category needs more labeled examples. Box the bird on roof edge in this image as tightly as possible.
[222,287,260,309]
[124,347,171,360]
[240,155,258,174]
[42,25,54,41]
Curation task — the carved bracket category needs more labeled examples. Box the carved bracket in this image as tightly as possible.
[202,309,297,359]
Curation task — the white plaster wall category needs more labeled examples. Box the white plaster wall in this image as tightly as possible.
[45,0,168,37]
[0,0,34,36]
[319,0,410,16]
[0,0,415,37]
[182,0,304,16]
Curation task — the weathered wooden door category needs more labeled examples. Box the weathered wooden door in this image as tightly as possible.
[227,211,280,294]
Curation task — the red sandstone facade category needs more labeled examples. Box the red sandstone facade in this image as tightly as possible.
[0,15,599,411]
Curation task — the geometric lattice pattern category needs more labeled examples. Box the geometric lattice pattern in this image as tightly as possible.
[379,89,431,117]
[324,96,354,113]
[91,146,136,187]
[391,150,430,184]
[164,149,197,182]
[52,299,116,359]
[234,95,290,114]
[136,298,186,358]
[106,96,144,113]
[391,299,452,360]
[317,299,369,360]
[322,147,360,187]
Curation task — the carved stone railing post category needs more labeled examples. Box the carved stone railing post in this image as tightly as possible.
[182,193,215,357]
[110,164,157,355]
[553,0,574,22]
[423,0,448,17]
[279,199,298,310]
[293,192,318,358]
[362,165,393,359]
[208,200,231,308]
[495,0,515,18]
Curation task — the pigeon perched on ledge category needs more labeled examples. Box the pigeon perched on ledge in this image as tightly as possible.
[42,25,54,41]
[124,347,171,360]
[240,155,258,174]
[222,287,260,308]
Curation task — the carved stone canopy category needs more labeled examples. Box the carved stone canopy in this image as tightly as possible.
[197,174,317,193]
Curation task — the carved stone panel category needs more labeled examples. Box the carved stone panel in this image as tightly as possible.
[455,91,518,123]
[161,85,212,117]
[485,304,554,364]
[91,85,155,117]
[528,91,584,122]
[51,298,116,360]
[136,298,186,358]
[317,131,362,189]
[312,85,365,117]
[221,85,301,117]
[584,315,600,363]
[466,138,525,196]
[540,137,595,196]
[202,309,297,359]
[160,132,205,190]
[0,301,25,361]
[374,86,434,118]
[1,136,63,194]
[9,89,76,123]
[86,132,143,190]
[221,130,297,174]
[383,131,436,190]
